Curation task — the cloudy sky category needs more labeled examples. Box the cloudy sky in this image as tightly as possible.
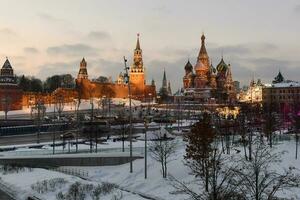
[0,0,300,91]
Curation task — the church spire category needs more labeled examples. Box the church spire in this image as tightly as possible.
[196,33,210,69]
[162,69,167,89]
[198,33,208,58]
[135,33,141,50]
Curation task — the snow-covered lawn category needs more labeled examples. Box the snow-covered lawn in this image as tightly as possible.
[0,98,143,116]
[0,136,299,200]
[0,167,145,200]
[69,137,300,200]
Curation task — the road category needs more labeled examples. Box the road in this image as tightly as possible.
[0,132,63,146]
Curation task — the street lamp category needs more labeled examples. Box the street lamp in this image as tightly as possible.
[123,56,133,173]
[144,118,149,179]
[73,99,79,153]
[148,93,152,115]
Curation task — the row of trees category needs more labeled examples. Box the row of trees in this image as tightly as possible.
[18,74,75,93]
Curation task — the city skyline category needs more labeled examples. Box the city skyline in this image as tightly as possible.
[0,0,300,90]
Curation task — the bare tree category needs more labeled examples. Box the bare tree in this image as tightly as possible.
[149,132,177,178]
[54,94,65,120]
[231,138,300,200]
[31,98,46,144]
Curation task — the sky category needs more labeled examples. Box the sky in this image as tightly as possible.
[0,0,300,91]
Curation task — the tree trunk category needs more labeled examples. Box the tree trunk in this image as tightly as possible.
[205,161,209,192]
[161,161,165,178]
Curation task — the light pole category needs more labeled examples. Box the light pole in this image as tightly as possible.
[53,99,56,155]
[124,56,133,173]
[102,95,106,117]
[144,118,149,179]
[148,93,152,115]
[73,99,79,153]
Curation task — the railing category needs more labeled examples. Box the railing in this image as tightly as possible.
[50,167,89,179]
[0,178,20,199]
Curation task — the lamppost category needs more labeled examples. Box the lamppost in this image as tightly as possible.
[148,93,152,115]
[295,113,300,159]
[123,56,133,173]
[73,99,79,153]
[144,118,149,179]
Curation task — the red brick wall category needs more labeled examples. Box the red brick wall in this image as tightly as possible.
[0,85,23,111]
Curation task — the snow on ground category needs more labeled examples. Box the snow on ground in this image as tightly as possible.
[64,137,192,200]
[69,137,300,200]
[0,98,142,116]
[0,167,145,200]
[0,140,146,157]
[1,135,300,199]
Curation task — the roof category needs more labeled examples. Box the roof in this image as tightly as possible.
[210,63,216,74]
[80,57,87,66]
[265,80,300,88]
[2,58,12,69]
[184,60,193,71]
[216,58,228,72]
[272,71,284,84]
[197,34,208,58]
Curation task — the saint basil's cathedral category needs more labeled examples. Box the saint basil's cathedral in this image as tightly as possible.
[182,34,236,103]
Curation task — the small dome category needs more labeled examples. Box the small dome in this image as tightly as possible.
[210,64,216,74]
[184,60,193,71]
[216,58,228,72]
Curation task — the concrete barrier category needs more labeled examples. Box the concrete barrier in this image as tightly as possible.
[0,152,143,167]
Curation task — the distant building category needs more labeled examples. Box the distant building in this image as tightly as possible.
[0,58,23,111]
[262,71,300,114]
[182,34,236,103]
[158,69,172,102]
[239,78,264,103]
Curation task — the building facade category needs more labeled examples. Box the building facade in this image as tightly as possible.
[239,78,264,103]
[262,71,300,114]
[182,34,236,103]
[0,59,23,111]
